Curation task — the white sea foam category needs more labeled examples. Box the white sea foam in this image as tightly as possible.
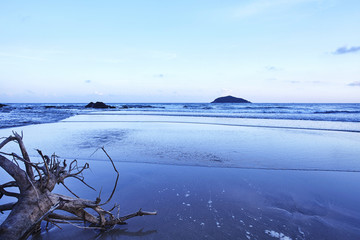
[265,230,292,240]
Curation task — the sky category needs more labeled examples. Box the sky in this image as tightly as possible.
[0,0,359,103]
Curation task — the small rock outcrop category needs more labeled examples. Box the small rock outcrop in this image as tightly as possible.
[211,95,251,103]
[85,102,115,109]
[120,105,155,109]
[44,106,56,109]
[0,103,7,108]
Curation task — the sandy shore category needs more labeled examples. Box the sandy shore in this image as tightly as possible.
[1,114,360,239]
[22,161,360,239]
[0,114,359,171]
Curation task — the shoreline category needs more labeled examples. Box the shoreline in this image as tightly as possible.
[37,156,360,173]
[1,114,359,171]
[63,113,360,132]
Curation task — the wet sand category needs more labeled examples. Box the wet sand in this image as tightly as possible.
[25,161,360,239]
[0,114,360,239]
[0,114,359,171]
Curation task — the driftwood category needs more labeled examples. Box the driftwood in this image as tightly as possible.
[0,132,156,240]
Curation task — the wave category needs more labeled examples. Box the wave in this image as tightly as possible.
[314,110,360,114]
[1,103,360,129]
[64,118,360,133]
[244,106,291,110]
[98,112,360,123]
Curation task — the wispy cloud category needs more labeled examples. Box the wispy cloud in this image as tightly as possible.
[149,50,177,60]
[21,16,31,22]
[0,52,46,61]
[93,91,103,96]
[220,88,233,96]
[154,74,164,78]
[85,80,92,83]
[311,81,325,84]
[333,46,360,55]
[232,0,318,18]
[96,58,124,64]
[265,66,280,71]
[289,80,301,84]
[348,81,360,87]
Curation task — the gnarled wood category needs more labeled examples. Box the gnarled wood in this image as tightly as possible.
[0,132,156,240]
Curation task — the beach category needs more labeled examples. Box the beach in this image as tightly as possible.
[1,112,360,239]
[2,0,359,238]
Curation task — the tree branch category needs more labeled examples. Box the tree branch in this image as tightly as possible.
[46,213,82,221]
[12,132,35,181]
[0,187,20,198]
[1,134,156,239]
[0,155,29,192]
[118,209,157,223]
[0,202,16,213]
[0,136,16,150]
[99,147,119,206]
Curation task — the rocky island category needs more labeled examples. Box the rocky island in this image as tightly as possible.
[85,101,116,109]
[211,95,251,103]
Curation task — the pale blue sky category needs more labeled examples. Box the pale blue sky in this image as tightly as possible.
[0,0,359,103]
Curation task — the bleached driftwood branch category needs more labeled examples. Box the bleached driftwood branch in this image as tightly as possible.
[0,132,156,240]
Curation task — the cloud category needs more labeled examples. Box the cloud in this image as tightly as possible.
[149,50,177,60]
[348,81,360,87]
[220,88,233,96]
[288,80,300,84]
[0,52,45,61]
[97,58,124,64]
[265,66,280,71]
[85,80,91,83]
[154,74,164,78]
[232,0,317,18]
[333,46,360,55]
[93,91,103,96]
[21,16,31,22]
[310,81,326,85]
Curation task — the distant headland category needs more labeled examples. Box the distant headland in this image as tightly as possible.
[211,96,251,103]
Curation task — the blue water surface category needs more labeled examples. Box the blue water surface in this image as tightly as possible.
[0,103,359,129]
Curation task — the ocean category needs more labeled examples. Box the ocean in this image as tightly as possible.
[1,102,359,130]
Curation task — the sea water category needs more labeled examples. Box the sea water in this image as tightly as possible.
[1,103,359,129]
